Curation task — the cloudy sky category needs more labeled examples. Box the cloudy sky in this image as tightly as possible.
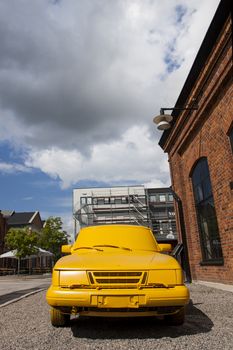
[0,0,220,235]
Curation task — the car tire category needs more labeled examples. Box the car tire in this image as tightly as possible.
[50,308,70,327]
[164,307,185,326]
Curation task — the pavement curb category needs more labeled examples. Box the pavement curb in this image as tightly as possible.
[193,280,233,293]
[0,288,46,308]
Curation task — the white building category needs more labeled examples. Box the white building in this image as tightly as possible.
[73,186,177,243]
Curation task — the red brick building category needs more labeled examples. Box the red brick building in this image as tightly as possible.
[0,211,44,254]
[159,0,233,284]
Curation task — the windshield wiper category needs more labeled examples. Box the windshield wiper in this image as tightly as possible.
[73,246,103,252]
[93,244,132,251]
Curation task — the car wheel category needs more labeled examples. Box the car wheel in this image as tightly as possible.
[164,307,185,326]
[50,308,70,327]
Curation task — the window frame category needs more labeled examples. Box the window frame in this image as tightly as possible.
[190,157,224,266]
[159,194,166,202]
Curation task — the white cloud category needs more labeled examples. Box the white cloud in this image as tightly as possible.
[0,0,221,187]
[25,125,170,188]
[0,1,220,147]
[0,161,31,174]
[61,213,75,241]
[144,179,170,189]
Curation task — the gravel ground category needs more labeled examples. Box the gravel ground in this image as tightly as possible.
[0,283,233,350]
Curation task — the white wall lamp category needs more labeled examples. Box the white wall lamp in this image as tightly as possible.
[153,106,198,131]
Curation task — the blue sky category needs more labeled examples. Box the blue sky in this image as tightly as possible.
[0,142,71,217]
[0,0,220,235]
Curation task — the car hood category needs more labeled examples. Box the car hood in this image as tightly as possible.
[55,250,180,270]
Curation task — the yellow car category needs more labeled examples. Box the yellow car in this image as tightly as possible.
[46,225,189,327]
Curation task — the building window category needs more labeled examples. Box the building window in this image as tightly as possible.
[159,194,166,202]
[168,194,173,202]
[121,197,127,204]
[229,126,233,153]
[87,197,92,204]
[149,195,156,203]
[104,197,110,204]
[115,197,121,204]
[152,207,166,218]
[97,198,104,205]
[191,158,223,264]
[80,197,87,205]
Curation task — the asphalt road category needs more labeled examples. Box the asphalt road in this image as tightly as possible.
[0,275,51,306]
[0,283,232,350]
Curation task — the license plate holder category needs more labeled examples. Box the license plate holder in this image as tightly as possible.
[97,295,139,308]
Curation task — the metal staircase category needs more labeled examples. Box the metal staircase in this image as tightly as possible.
[74,193,151,228]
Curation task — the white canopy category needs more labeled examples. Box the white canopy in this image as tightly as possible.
[0,247,53,259]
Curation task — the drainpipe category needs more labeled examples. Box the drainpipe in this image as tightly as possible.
[170,187,192,283]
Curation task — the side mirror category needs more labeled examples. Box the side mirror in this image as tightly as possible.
[61,244,72,254]
[158,243,172,253]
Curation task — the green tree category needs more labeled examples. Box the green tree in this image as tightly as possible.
[5,227,39,274]
[39,217,68,262]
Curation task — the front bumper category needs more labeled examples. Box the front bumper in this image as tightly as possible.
[46,285,189,316]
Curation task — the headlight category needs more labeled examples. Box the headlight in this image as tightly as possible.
[147,270,177,286]
[59,270,89,287]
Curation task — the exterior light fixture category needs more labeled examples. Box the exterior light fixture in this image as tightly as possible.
[153,113,173,130]
[153,106,198,131]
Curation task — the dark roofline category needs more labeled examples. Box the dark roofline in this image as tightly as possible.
[159,0,232,149]
[7,212,36,225]
[146,187,172,193]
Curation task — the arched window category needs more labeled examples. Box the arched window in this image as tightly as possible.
[228,125,233,153]
[191,158,223,264]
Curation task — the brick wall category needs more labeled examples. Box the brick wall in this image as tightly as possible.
[163,16,233,284]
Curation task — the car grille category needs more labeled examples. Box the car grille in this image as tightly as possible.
[88,271,147,288]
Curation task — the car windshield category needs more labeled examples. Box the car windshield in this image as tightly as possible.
[72,225,160,252]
